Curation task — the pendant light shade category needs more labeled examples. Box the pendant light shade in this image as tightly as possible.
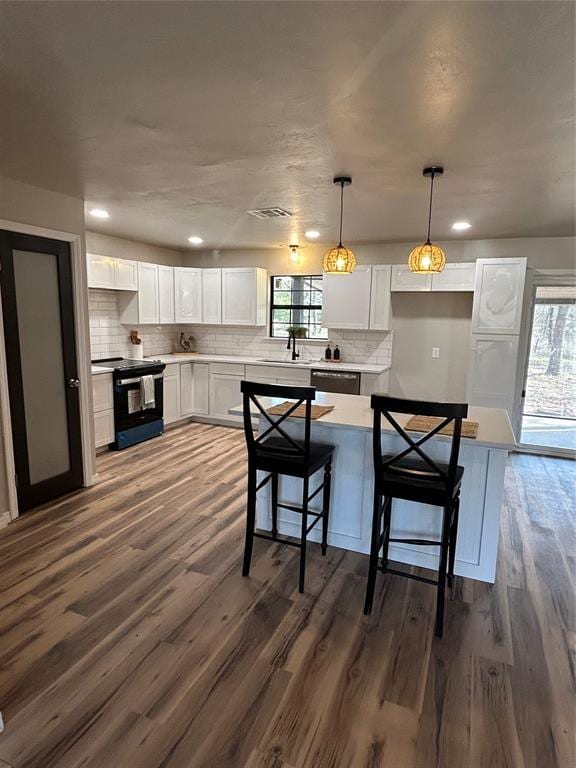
[409,166,446,274]
[323,176,356,274]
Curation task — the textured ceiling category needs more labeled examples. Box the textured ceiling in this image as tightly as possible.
[0,1,574,249]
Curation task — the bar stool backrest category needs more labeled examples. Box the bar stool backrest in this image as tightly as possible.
[241,380,316,464]
[370,395,468,488]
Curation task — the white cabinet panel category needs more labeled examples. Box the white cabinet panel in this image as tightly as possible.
[391,265,432,292]
[323,265,372,329]
[181,362,210,416]
[87,253,115,289]
[369,265,392,330]
[431,262,476,292]
[202,269,222,324]
[221,268,267,326]
[92,373,114,413]
[158,266,175,324]
[471,258,527,334]
[113,259,138,290]
[210,372,243,421]
[175,268,202,324]
[467,334,520,416]
[137,262,159,324]
[163,366,181,424]
[94,410,115,448]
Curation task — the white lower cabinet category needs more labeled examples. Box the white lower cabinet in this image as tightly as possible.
[92,373,114,448]
[163,364,181,424]
[181,362,210,416]
[209,363,246,421]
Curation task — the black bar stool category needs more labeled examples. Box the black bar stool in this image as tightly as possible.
[240,380,334,593]
[364,395,468,637]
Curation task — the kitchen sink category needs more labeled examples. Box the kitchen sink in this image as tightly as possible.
[258,358,313,365]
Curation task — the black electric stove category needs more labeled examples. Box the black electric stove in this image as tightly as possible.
[92,357,166,449]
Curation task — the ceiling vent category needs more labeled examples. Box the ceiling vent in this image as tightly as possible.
[247,207,292,219]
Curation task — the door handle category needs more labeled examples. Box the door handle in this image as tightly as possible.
[67,378,80,389]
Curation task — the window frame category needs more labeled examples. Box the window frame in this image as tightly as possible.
[269,274,327,339]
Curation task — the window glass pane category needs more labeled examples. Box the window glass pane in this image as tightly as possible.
[270,274,327,338]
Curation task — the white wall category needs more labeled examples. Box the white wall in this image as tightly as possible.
[183,237,576,272]
[390,292,473,401]
[0,175,87,528]
[86,231,183,266]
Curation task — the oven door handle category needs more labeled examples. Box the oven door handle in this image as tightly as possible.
[116,374,164,386]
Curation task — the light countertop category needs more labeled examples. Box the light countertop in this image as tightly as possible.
[229,392,516,450]
[145,353,390,375]
[91,365,114,375]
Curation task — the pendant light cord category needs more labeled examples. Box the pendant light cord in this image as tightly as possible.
[426,171,435,244]
[338,180,344,247]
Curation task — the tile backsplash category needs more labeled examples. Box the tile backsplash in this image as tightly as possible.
[88,288,393,365]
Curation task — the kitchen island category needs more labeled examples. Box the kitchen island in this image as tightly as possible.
[230,392,516,583]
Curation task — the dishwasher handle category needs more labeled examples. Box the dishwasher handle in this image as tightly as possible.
[311,371,358,380]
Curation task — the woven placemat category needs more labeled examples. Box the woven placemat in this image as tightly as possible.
[406,415,479,439]
[266,401,335,420]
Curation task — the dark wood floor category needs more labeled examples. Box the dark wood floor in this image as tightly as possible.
[0,422,573,768]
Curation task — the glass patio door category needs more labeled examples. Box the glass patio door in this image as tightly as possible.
[519,284,576,454]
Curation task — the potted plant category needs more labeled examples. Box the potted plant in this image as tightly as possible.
[286,325,308,339]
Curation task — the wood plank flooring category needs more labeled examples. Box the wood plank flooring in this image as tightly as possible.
[0,422,573,768]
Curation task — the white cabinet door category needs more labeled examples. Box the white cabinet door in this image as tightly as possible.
[94,410,115,448]
[221,268,267,326]
[114,259,138,290]
[323,265,372,329]
[471,258,527,334]
[202,269,222,324]
[163,365,181,424]
[210,372,243,421]
[369,265,392,330]
[92,374,114,412]
[467,334,520,417]
[181,362,210,415]
[137,262,159,324]
[431,262,476,292]
[158,266,175,324]
[175,268,202,324]
[87,253,115,289]
[391,264,432,292]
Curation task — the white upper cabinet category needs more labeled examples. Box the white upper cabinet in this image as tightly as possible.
[221,267,267,326]
[137,262,159,323]
[391,264,433,292]
[431,262,476,292]
[87,253,138,291]
[323,265,372,329]
[369,265,392,330]
[113,259,138,290]
[158,266,175,323]
[174,268,202,324]
[87,253,115,289]
[471,257,527,335]
[202,268,222,324]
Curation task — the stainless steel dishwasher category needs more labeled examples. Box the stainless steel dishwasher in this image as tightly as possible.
[310,369,361,395]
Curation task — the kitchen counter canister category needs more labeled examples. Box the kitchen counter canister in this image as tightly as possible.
[229,392,515,584]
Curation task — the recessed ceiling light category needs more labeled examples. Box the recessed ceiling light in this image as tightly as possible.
[187,236,204,245]
[305,230,320,239]
[89,208,110,219]
[452,221,471,231]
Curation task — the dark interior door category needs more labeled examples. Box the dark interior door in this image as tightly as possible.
[0,231,83,512]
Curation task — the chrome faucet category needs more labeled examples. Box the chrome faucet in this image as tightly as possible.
[287,331,300,361]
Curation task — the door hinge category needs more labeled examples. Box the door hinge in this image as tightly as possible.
[14,473,18,489]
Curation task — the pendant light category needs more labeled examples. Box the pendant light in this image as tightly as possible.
[323,176,356,274]
[408,166,446,274]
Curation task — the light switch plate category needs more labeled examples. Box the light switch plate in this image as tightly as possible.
[432,347,440,358]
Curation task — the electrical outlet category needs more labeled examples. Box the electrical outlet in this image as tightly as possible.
[432,347,440,359]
